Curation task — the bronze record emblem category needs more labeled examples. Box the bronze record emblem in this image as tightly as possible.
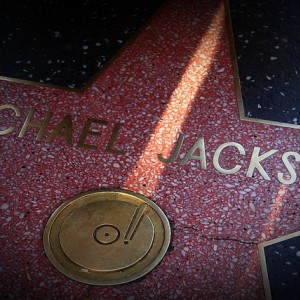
[43,189,171,285]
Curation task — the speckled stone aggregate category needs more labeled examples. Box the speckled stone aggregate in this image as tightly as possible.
[0,0,165,89]
[0,0,299,299]
[230,0,300,126]
[263,234,300,299]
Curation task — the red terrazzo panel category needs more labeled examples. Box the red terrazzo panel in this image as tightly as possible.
[0,0,299,299]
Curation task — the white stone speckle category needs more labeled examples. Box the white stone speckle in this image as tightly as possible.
[1,203,9,210]
[249,203,255,212]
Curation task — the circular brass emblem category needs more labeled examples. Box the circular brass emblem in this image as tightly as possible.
[43,189,171,285]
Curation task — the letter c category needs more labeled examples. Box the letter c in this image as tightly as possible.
[213,142,245,174]
[0,104,21,135]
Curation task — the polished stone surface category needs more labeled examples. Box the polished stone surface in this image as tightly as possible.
[230,0,300,126]
[0,0,299,299]
[0,0,165,89]
[263,235,300,300]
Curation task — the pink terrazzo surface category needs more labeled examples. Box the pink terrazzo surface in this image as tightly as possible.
[0,0,299,299]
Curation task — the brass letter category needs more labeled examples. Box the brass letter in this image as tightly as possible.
[158,133,185,163]
[78,118,108,150]
[213,142,245,174]
[246,147,278,180]
[180,137,207,169]
[18,108,52,141]
[0,104,21,135]
[105,123,125,155]
[46,115,73,145]
[278,152,300,185]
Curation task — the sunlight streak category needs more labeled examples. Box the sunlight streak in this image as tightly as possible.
[263,184,289,238]
[241,183,289,290]
[123,1,225,194]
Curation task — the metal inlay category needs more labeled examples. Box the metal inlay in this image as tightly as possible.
[43,189,171,285]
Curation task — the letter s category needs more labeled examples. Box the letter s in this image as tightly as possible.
[278,152,300,185]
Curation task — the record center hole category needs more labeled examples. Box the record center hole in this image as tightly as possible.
[93,225,120,245]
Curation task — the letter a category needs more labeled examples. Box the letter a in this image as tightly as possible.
[180,137,207,169]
